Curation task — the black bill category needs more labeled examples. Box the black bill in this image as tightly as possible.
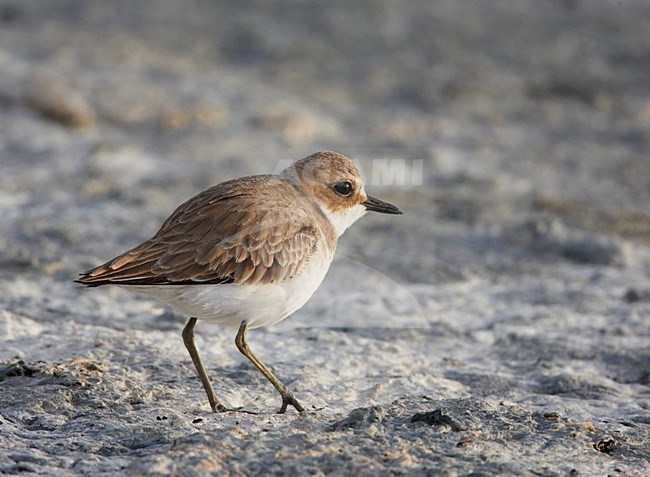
[362,195,402,214]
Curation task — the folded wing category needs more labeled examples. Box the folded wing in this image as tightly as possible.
[76,176,322,287]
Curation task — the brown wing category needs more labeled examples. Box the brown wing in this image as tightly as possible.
[76,175,324,287]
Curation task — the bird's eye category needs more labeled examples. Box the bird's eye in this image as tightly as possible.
[332,181,353,196]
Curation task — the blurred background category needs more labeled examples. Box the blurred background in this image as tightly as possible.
[1,0,649,288]
[0,0,650,282]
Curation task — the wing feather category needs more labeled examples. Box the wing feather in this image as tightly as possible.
[76,176,329,287]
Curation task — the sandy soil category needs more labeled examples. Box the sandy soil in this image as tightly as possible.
[1,0,649,475]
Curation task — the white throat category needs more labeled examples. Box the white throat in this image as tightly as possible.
[322,204,367,237]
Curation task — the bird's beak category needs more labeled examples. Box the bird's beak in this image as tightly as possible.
[362,195,402,214]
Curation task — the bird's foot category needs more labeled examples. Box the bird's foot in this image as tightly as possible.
[211,403,260,415]
[278,393,305,414]
[211,403,231,413]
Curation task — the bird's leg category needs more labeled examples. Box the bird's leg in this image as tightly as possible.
[182,317,229,413]
[235,321,305,414]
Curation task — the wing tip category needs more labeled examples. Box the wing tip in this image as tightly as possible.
[74,273,103,287]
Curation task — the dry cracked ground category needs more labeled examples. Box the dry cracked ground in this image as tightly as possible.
[1,1,649,475]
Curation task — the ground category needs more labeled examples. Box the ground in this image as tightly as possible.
[1,0,649,475]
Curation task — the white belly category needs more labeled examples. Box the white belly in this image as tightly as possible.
[124,252,333,329]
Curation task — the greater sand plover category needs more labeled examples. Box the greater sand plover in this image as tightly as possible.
[77,151,402,413]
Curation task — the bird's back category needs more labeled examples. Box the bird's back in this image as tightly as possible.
[77,174,337,288]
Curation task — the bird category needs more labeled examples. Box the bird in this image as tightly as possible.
[76,150,402,414]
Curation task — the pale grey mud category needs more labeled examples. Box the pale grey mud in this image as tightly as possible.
[1,1,649,475]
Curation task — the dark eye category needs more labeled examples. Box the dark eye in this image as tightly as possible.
[332,181,353,196]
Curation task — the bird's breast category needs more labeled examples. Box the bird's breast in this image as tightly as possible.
[126,248,335,329]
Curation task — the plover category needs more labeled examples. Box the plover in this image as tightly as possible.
[76,151,401,413]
